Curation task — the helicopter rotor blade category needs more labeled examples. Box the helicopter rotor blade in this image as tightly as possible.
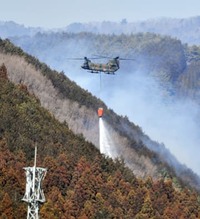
[93,54,134,60]
[66,57,103,60]
[92,54,111,59]
[66,56,135,61]
[119,58,135,60]
[66,58,83,60]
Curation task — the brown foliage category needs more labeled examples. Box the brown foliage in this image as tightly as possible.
[0,63,8,80]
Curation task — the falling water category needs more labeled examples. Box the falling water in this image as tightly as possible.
[99,117,117,159]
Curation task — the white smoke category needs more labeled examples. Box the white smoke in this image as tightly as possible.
[53,60,200,176]
[100,70,200,175]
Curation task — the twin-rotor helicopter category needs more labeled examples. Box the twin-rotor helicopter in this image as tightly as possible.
[68,55,134,74]
[67,55,134,118]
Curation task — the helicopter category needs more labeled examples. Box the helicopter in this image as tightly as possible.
[81,56,120,74]
[68,56,134,74]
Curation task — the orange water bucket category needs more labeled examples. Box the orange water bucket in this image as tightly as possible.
[98,108,104,117]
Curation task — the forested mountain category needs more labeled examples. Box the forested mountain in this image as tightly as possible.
[2,16,200,45]
[9,31,200,174]
[0,21,43,38]
[1,19,200,217]
[0,45,200,218]
[0,35,200,190]
[64,17,200,45]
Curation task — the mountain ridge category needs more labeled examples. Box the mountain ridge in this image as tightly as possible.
[8,31,200,173]
[0,50,200,218]
[2,16,200,45]
[0,38,199,191]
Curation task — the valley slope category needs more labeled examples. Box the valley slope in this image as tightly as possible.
[0,48,200,218]
[0,38,199,191]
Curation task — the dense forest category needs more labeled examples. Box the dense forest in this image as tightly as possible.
[8,31,200,175]
[1,26,200,217]
[63,17,200,45]
[2,17,200,45]
[1,38,200,191]
[0,63,200,218]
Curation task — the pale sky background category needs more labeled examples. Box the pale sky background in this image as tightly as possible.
[1,0,200,28]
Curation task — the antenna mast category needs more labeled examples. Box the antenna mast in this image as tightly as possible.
[22,145,47,219]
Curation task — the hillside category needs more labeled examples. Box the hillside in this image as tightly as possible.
[8,31,200,173]
[0,21,43,38]
[64,17,200,45]
[2,17,200,45]
[0,58,200,218]
[0,37,200,192]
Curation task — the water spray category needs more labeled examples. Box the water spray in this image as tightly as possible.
[98,108,117,158]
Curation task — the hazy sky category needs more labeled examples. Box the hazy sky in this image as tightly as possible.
[1,0,200,28]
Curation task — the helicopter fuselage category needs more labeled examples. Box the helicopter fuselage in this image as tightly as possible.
[81,57,119,74]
